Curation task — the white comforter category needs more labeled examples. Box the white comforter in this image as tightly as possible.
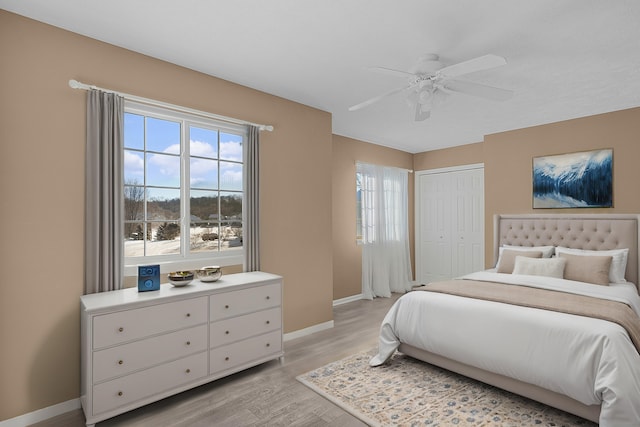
[370,271,640,426]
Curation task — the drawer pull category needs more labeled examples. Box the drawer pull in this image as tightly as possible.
[186,341,191,346]
[118,360,123,365]
[225,330,230,335]
[266,320,270,325]
[266,296,270,300]
[225,304,229,309]
[266,343,270,347]
[186,368,191,374]
[117,391,123,397]
[118,327,124,333]
[186,313,191,317]
[225,356,229,361]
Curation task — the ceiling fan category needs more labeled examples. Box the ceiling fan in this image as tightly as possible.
[348,54,513,121]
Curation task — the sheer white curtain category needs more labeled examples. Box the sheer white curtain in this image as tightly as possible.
[357,162,413,299]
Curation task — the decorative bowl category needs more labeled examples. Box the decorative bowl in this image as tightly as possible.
[167,271,194,287]
[196,266,222,282]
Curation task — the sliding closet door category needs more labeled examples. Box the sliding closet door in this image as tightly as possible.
[416,165,484,285]
[451,168,484,277]
[417,171,453,283]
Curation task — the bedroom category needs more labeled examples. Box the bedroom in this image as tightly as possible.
[2,2,640,426]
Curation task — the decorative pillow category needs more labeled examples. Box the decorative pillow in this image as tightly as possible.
[497,249,543,274]
[555,247,628,283]
[558,253,612,286]
[502,244,556,258]
[512,256,566,279]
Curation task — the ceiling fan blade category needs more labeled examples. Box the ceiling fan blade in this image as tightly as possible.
[437,54,507,78]
[348,85,409,111]
[440,79,513,101]
[367,67,415,79]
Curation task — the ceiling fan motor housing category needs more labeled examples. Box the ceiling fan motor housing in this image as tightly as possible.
[409,54,443,75]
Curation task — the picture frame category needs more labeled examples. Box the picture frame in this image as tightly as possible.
[138,264,161,291]
[532,149,612,209]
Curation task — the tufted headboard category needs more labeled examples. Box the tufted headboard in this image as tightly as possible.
[494,214,640,289]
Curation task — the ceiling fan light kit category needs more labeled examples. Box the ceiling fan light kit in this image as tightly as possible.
[349,53,514,121]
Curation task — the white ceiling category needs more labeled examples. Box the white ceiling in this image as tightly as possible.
[3,0,640,153]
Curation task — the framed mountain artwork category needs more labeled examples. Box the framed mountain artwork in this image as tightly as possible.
[532,149,612,208]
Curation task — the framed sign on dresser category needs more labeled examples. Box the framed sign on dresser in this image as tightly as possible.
[80,271,283,427]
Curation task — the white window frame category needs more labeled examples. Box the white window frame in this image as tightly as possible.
[123,101,247,276]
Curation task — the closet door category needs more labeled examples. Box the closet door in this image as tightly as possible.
[418,171,453,284]
[416,165,484,285]
[451,168,484,277]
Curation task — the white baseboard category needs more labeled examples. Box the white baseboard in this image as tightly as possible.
[283,320,334,341]
[333,293,363,306]
[282,294,364,341]
[0,398,80,427]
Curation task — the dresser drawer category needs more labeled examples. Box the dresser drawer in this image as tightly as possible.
[92,351,207,415]
[210,307,281,348]
[93,297,208,349]
[210,330,282,376]
[93,324,208,383]
[209,283,281,321]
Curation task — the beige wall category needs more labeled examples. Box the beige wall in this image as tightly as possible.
[413,109,640,267]
[332,135,414,300]
[0,10,332,420]
[413,141,484,171]
[484,108,640,265]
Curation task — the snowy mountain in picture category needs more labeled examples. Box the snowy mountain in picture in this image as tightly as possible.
[533,149,612,208]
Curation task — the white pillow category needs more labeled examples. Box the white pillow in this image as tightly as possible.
[502,245,555,258]
[512,256,566,279]
[555,247,628,283]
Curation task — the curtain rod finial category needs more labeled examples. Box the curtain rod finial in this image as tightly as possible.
[69,79,81,89]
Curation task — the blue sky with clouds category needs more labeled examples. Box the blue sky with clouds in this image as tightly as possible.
[124,113,243,199]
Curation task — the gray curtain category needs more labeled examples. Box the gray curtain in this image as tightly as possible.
[84,90,124,294]
[244,125,260,271]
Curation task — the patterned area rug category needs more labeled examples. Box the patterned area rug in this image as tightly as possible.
[296,351,597,427]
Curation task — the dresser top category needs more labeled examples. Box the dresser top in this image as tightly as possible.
[81,271,282,312]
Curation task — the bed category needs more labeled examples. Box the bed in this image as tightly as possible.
[370,214,640,426]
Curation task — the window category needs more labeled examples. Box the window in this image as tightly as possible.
[356,162,409,245]
[123,102,246,271]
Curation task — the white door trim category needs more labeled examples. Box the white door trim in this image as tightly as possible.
[415,162,484,176]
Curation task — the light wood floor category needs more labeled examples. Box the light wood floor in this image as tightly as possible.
[32,293,402,427]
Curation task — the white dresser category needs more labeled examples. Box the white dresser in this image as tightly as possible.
[80,271,283,427]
